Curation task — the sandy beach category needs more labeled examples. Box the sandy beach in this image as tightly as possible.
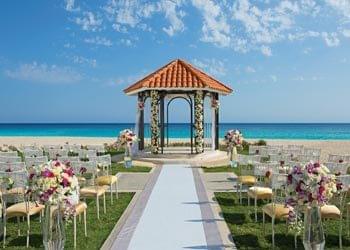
[1,136,349,161]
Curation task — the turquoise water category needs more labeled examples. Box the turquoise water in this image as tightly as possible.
[1,123,350,140]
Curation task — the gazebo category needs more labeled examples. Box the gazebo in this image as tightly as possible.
[124,59,233,154]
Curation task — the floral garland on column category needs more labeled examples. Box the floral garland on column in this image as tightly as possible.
[150,90,160,154]
[194,90,204,153]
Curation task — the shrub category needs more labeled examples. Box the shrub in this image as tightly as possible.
[254,139,267,146]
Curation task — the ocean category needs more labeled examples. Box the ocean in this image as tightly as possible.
[1,123,350,140]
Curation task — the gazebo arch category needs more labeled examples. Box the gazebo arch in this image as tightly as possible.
[123,59,233,154]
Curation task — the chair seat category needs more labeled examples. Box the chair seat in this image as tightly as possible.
[321,205,341,219]
[74,201,87,216]
[248,187,272,199]
[238,176,256,185]
[262,203,290,219]
[80,186,106,197]
[96,175,117,186]
[6,202,44,218]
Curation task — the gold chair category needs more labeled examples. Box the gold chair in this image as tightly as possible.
[96,155,118,204]
[236,155,260,204]
[262,173,290,248]
[72,201,87,248]
[324,174,350,249]
[247,163,278,222]
[1,170,44,248]
[78,161,106,219]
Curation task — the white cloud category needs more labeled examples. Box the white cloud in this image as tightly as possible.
[65,0,79,12]
[161,0,185,36]
[63,43,75,49]
[84,36,113,46]
[245,66,256,73]
[191,0,231,47]
[72,56,97,67]
[261,45,272,56]
[192,58,226,77]
[120,38,133,47]
[343,29,350,37]
[103,0,185,36]
[75,12,102,31]
[4,62,83,84]
[322,32,340,47]
[325,0,350,19]
[303,47,312,54]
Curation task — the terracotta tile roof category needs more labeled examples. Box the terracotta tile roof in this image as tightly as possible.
[123,59,233,95]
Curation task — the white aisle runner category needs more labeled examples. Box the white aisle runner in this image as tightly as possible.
[128,164,207,250]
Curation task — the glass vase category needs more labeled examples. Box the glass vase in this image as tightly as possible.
[42,203,65,250]
[124,146,132,168]
[303,206,325,250]
[229,146,238,168]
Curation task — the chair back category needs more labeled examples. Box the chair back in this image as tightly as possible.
[25,156,48,167]
[79,149,97,159]
[87,145,105,154]
[43,145,61,152]
[97,154,112,175]
[333,175,350,212]
[249,146,267,155]
[238,154,261,165]
[24,149,43,157]
[0,151,18,157]
[0,156,22,163]
[0,170,28,204]
[325,162,349,175]
[303,148,321,157]
[328,154,350,163]
[48,149,68,160]
[0,162,26,172]
[271,173,287,204]
[297,155,320,164]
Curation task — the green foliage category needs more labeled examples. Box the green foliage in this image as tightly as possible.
[254,139,267,146]
[110,163,152,175]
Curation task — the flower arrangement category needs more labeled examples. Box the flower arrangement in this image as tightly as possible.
[30,160,79,218]
[194,91,204,153]
[285,162,340,233]
[224,129,243,150]
[116,129,138,148]
[150,90,160,154]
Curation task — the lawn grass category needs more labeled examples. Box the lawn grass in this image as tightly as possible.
[3,193,134,250]
[202,165,239,175]
[215,192,350,249]
[111,163,152,175]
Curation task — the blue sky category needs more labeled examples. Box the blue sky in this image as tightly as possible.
[0,0,350,123]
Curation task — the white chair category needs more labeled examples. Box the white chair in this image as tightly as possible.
[297,154,320,164]
[0,151,18,157]
[79,149,97,159]
[238,154,261,165]
[248,163,279,222]
[68,144,81,154]
[87,145,105,154]
[328,154,350,163]
[79,161,106,219]
[262,173,290,249]
[96,154,118,203]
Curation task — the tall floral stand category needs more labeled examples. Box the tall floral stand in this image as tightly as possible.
[42,204,65,250]
[303,206,325,250]
[124,146,132,168]
[229,146,238,168]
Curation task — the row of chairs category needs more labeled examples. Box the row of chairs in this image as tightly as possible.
[236,157,350,248]
[0,154,116,248]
